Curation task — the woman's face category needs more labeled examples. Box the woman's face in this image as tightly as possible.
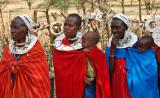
[111,18,127,39]
[63,16,79,39]
[10,17,28,43]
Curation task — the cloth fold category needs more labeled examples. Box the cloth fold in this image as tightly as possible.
[0,41,50,98]
[126,46,159,98]
[106,47,131,98]
[53,46,111,98]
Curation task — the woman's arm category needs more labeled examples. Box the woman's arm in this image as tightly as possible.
[109,35,118,82]
[109,49,115,80]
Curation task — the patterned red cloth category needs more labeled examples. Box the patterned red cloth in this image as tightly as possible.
[111,58,131,98]
[152,43,160,90]
[0,41,50,98]
[53,46,111,98]
[152,43,160,64]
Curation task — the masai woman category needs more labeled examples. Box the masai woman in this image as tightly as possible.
[0,15,50,98]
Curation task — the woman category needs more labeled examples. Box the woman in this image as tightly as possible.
[53,13,111,98]
[106,13,138,98]
[0,15,50,98]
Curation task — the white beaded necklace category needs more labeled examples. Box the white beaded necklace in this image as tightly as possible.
[9,33,37,54]
[15,42,26,46]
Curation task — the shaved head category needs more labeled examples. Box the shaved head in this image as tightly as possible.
[82,31,99,49]
[84,31,99,44]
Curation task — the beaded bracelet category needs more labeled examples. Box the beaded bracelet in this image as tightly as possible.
[109,52,115,57]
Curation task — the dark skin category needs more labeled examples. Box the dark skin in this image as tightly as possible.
[137,39,152,52]
[63,16,80,44]
[11,17,28,46]
[82,31,98,51]
[109,18,128,80]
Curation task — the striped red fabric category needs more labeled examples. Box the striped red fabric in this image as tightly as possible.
[85,47,111,98]
[0,41,50,98]
[152,43,160,90]
[152,43,160,63]
[111,58,131,98]
[53,46,111,98]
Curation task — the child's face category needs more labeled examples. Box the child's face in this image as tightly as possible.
[82,34,92,48]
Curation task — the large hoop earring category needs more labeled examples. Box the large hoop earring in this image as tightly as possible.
[145,17,160,33]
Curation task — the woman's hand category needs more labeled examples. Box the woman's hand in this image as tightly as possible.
[109,34,119,81]
[110,34,119,51]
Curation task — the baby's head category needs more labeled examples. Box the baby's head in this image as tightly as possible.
[137,35,154,52]
[82,31,99,49]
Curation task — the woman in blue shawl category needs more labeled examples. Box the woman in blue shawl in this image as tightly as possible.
[126,35,159,98]
[106,13,159,98]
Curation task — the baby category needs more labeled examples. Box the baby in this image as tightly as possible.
[137,35,154,52]
[81,31,99,51]
[81,31,99,81]
[81,31,100,98]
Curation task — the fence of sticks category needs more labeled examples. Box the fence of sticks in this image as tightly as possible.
[0,0,160,97]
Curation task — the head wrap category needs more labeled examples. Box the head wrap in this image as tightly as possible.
[18,14,35,31]
[9,14,37,54]
[113,13,130,28]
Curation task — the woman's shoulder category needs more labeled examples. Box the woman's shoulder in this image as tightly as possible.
[2,44,9,53]
[128,32,138,40]
[53,32,83,51]
[122,31,138,48]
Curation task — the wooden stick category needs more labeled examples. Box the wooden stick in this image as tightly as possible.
[51,12,57,21]
[138,0,142,22]
[45,1,54,98]
[121,0,125,14]
[33,10,38,23]
[60,11,66,19]
[0,8,5,34]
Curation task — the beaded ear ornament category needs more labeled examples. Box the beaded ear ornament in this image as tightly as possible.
[145,17,160,47]
[145,17,160,33]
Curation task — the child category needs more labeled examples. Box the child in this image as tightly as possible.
[81,31,99,98]
[82,31,99,79]
[137,35,154,52]
[82,31,99,51]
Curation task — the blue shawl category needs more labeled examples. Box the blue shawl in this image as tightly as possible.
[105,47,127,66]
[126,46,159,98]
[105,46,159,98]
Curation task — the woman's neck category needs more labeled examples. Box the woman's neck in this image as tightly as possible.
[68,39,77,44]
[15,39,26,47]
[16,38,25,43]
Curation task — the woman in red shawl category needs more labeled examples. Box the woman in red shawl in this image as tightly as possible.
[0,15,50,98]
[53,13,111,98]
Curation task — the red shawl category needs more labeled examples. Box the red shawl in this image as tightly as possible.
[152,43,160,89]
[0,41,50,98]
[112,59,131,98]
[53,46,111,98]
[152,43,160,64]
